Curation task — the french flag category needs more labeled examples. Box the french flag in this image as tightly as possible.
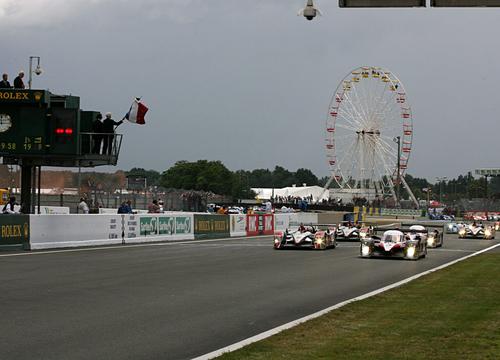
[125,98,149,125]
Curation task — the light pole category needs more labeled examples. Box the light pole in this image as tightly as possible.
[393,136,401,208]
[436,177,447,204]
[28,56,43,89]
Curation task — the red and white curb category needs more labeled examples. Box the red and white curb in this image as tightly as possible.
[193,242,500,360]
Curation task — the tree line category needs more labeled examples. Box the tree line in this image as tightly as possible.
[125,162,499,203]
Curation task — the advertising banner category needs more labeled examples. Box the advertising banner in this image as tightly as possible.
[230,214,247,237]
[126,214,194,242]
[158,216,175,235]
[139,216,158,236]
[0,214,29,249]
[194,214,230,239]
[175,216,192,235]
[246,214,274,236]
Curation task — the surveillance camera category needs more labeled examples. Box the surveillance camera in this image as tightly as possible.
[34,66,43,75]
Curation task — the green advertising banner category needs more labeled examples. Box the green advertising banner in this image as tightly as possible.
[175,216,192,235]
[194,214,229,239]
[0,215,30,249]
[140,216,158,236]
[158,216,175,235]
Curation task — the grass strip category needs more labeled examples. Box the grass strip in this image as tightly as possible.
[218,253,500,360]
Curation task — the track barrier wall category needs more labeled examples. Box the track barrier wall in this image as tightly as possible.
[5,212,339,251]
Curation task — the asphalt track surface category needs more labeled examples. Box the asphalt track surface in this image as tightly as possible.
[1,234,498,360]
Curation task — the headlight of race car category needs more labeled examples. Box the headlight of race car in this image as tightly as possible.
[361,244,371,256]
[427,236,435,246]
[459,229,466,236]
[406,245,416,258]
[484,229,492,238]
[360,232,367,238]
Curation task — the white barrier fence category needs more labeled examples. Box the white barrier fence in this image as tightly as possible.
[26,212,322,250]
[29,213,194,250]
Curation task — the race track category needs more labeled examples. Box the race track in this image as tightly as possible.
[0,234,498,360]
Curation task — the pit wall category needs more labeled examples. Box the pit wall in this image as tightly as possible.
[4,212,349,250]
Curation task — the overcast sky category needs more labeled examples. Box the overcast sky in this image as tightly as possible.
[1,0,499,181]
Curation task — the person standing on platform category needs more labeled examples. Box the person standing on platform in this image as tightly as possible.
[0,73,11,88]
[92,113,103,154]
[102,112,123,155]
[13,71,25,89]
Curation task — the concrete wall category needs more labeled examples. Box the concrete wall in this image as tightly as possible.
[25,211,337,250]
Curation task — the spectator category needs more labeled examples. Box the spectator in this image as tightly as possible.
[92,113,103,154]
[217,206,226,215]
[13,71,25,89]
[148,199,161,213]
[0,73,11,88]
[78,198,89,214]
[2,196,18,214]
[118,200,133,214]
[102,112,123,154]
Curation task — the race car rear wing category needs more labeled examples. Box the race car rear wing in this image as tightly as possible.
[372,225,444,234]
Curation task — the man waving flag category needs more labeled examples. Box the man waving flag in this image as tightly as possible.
[124,98,149,125]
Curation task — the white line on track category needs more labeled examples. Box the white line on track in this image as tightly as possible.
[429,248,475,253]
[0,236,271,258]
[192,242,500,360]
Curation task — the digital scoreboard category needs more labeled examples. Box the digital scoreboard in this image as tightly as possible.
[0,89,118,167]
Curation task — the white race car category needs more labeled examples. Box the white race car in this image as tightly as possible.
[408,224,443,248]
[336,222,372,241]
[458,223,495,239]
[274,226,337,250]
[360,229,427,260]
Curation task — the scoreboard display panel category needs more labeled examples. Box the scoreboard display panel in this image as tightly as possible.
[0,90,50,156]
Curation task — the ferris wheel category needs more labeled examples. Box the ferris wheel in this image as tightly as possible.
[324,66,418,206]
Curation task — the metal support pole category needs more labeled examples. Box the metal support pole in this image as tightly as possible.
[28,56,41,90]
[20,164,33,214]
[395,136,401,208]
[37,165,41,215]
[28,57,33,90]
[31,166,37,214]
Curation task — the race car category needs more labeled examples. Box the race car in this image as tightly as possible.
[408,224,443,248]
[273,225,337,250]
[336,222,373,241]
[360,229,427,260]
[458,223,495,239]
[445,222,461,234]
